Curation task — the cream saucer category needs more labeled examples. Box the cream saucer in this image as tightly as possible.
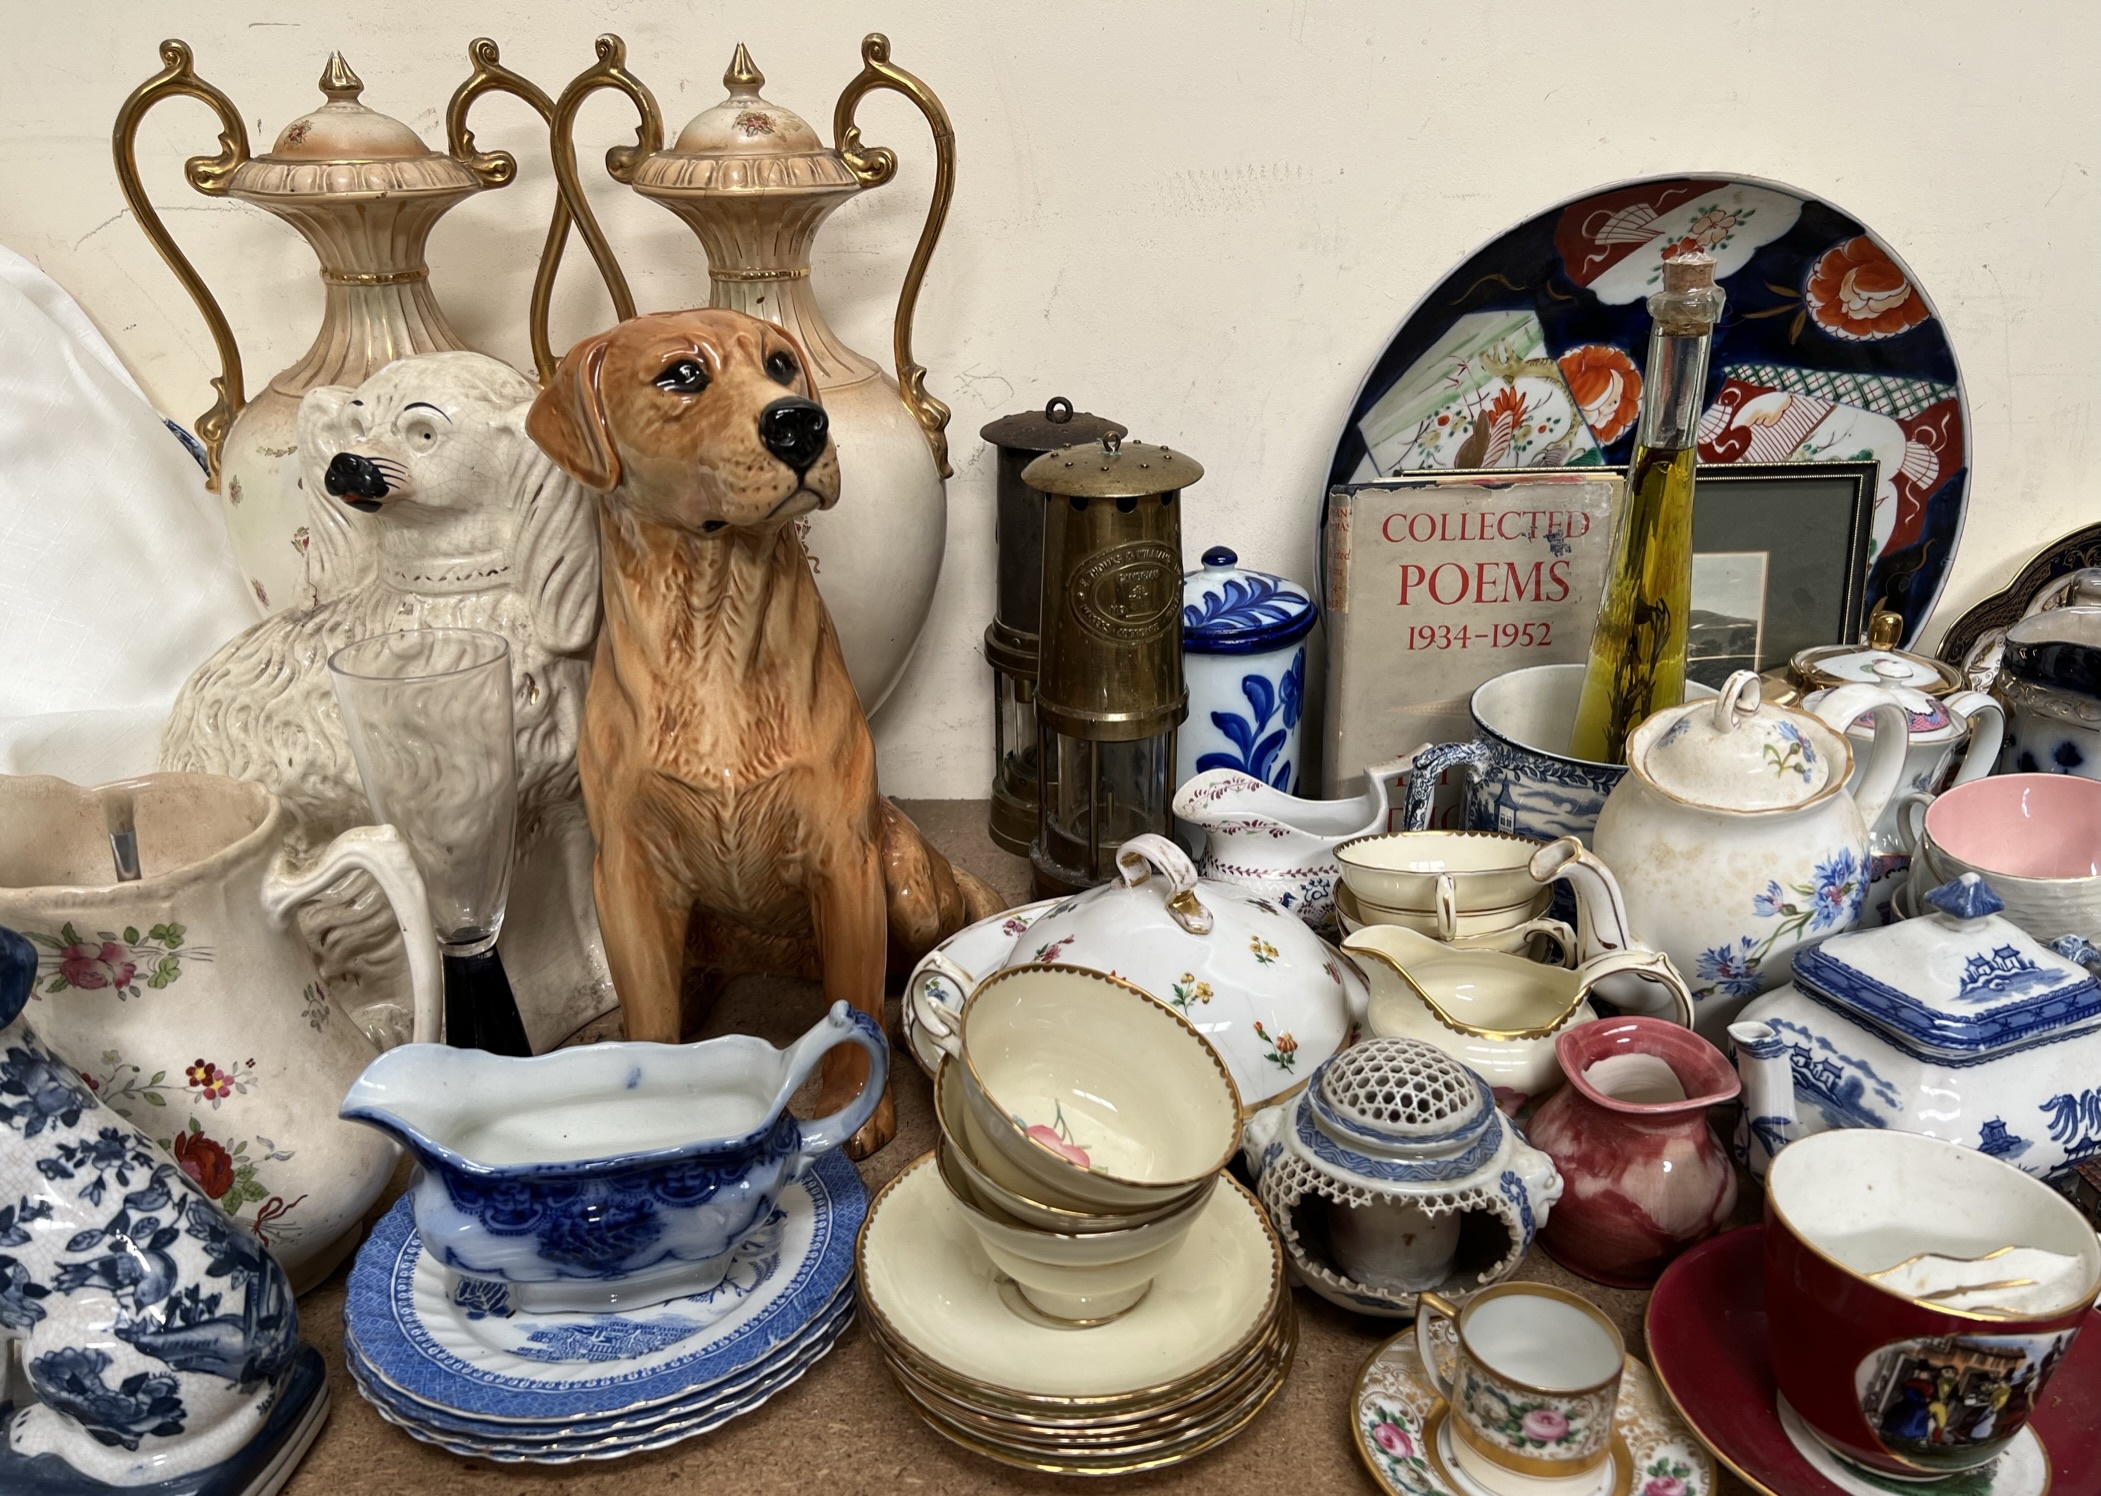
[1354,1325,1715,1496]
[857,1152,1280,1400]
[1424,1402,1627,1496]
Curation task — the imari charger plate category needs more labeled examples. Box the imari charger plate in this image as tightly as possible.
[1324,175,1970,640]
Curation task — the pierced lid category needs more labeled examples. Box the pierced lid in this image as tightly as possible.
[1306,1037,1497,1157]
[1022,433,1204,499]
[1791,873,2101,1060]
[1182,547,1317,654]
[229,54,481,200]
[980,397,1127,455]
[1631,671,1843,812]
[632,45,860,197]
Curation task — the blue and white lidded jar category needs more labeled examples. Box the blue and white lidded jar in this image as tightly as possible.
[1179,546,1318,793]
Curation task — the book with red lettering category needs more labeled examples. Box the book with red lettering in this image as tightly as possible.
[1320,471,1621,795]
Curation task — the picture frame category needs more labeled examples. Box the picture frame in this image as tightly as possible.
[1683,459,1879,687]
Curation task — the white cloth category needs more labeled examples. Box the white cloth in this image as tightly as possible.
[0,245,254,782]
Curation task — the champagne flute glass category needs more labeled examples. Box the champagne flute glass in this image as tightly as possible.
[329,627,530,1055]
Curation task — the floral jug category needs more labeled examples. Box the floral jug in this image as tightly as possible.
[548,35,956,715]
[0,774,440,1293]
[113,44,601,615]
[1590,672,1908,1038]
[1172,761,1409,929]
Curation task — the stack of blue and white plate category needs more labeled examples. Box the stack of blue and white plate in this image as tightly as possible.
[343,1149,865,1462]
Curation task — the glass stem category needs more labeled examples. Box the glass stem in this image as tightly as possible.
[442,948,532,1057]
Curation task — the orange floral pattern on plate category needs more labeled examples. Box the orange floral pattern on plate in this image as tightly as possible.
[1805,236,1929,342]
[1556,344,1644,444]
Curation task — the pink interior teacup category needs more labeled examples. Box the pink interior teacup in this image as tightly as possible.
[1923,773,2101,880]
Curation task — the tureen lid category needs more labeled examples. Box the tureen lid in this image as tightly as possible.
[1182,547,1317,654]
[1306,1038,1497,1161]
[231,54,482,200]
[631,46,861,197]
[1791,874,2101,1060]
[1630,672,1844,811]
[1790,611,1964,697]
[1022,433,1204,499]
[980,397,1126,455]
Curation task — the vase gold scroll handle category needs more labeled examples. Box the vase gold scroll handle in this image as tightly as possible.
[544,33,658,356]
[834,33,957,480]
[111,39,250,491]
[446,39,633,386]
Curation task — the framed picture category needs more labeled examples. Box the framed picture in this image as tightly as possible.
[1685,460,1878,687]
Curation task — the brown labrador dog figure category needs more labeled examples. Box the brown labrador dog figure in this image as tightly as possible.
[528,309,998,1156]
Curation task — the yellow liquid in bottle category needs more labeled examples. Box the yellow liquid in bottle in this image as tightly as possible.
[1568,442,1698,764]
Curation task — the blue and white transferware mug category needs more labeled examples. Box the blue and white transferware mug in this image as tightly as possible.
[341,1000,887,1313]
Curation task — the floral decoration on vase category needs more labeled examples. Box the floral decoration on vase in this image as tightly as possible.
[23,922,211,999]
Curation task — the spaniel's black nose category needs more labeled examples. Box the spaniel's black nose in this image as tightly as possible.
[325,452,389,511]
[758,397,829,474]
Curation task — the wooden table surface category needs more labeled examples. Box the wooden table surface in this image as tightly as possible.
[284,801,1756,1496]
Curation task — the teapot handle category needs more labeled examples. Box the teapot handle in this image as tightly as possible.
[1943,689,2007,787]
[259,825,443,1046]
[544,34,655,346]
[446,38,633,385]
[111,40,250,490]
[834,33,957,479]
[1807,685,1911,829]
[779,1001,891,1166]
[1116,834,1213,934]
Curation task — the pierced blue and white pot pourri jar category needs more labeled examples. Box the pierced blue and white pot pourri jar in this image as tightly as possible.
[1178,547,1319,795]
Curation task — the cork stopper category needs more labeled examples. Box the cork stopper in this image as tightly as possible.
[1650,252,1724,334]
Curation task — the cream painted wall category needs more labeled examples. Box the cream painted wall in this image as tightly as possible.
[1,0,2094,795]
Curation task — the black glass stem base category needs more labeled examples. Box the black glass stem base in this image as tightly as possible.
[442,948,532,1056]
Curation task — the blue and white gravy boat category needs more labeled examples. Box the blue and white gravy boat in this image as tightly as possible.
[341,1001,886,1313]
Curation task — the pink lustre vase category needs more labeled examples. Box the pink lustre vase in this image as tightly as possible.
[1526,1016,1738,1285]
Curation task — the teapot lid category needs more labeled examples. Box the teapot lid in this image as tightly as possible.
[1629,672,1845,812]
[631,46,860,196]
[1790,610,1964,697]
[230,54,482,201]
[1182,547,1317,654]
[1306,1037,1498,1159]
[1791,874,2101,1060]
[1022,433,1204,499]
[980,397,1127,455]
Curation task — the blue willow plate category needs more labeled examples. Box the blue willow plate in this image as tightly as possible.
[346,1297,855,1461]
[345,1146,865,1422]
[345,1282,854,1439]
[1322,174,1970,641]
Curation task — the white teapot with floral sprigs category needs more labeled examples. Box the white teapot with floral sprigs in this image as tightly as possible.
[905,835,1366,1109]
[1591,671,1909,1040]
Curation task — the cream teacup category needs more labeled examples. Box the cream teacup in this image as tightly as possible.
[1336,829,1549,916]
[1416,1283,1625,1495]
[933,1137,1210,1323]
[917,963,1243,1214]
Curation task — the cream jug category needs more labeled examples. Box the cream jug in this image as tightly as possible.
[0,773,439,1292]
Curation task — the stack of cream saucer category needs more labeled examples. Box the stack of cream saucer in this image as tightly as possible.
[859,1153,1294,1475]
[867,962,1292,1473]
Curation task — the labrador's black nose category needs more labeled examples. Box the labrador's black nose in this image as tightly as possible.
[325,452,389,511]
[758,397,829,474]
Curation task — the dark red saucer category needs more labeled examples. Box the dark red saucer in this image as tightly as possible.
[1646,1225,2098,1496]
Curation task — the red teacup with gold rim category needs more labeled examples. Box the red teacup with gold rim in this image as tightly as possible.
[1764,1128,2101,1478]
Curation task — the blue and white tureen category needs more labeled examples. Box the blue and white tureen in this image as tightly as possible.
[1178,546,1318,795]
[1728,873,2101,1181]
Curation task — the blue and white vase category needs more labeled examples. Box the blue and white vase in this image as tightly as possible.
[1179,547,1318,797]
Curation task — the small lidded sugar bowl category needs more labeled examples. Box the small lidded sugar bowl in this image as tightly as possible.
[1177,546,1317,795]
[1242,1037,1561,1318]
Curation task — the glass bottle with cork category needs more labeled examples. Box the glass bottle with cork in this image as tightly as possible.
[1569,253,1725,764]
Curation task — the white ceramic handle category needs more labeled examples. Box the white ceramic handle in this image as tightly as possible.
[1574,947,1696,1028]
[1117,833,1213,934]
[906,948,977,1061]
[1414,1289,1462,1400]
[1810,683,1911,830]
[1894,789,1935,858]
[1712,670,1762,732]
[1944,689,2006,787]
[261,824,442,1046]
[1433,875,1458,943]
